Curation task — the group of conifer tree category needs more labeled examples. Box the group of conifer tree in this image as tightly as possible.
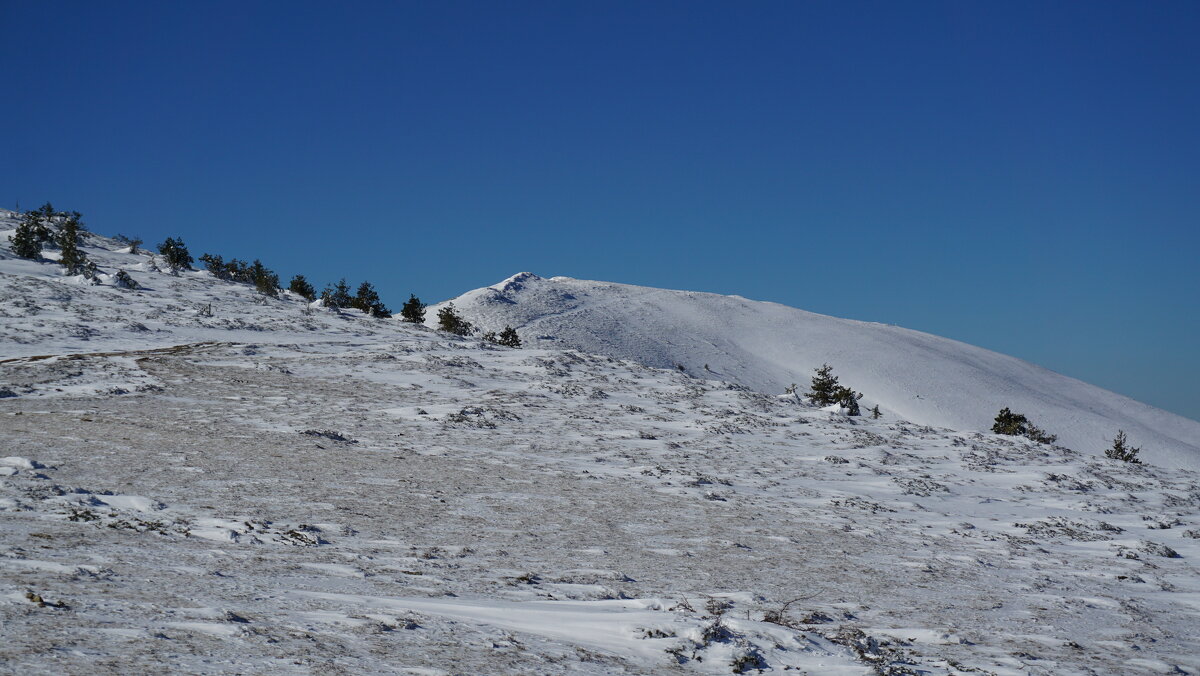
[9,203,99,280]
[990,407,1141,463]
[7,203,521,347]
[196,242,396,319]
[2,206,1161,457]
[797,361,1144,463]
[434,302,521,346]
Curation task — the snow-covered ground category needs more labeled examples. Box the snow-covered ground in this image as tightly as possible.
[3,210,1200,674]
[436,272,1200,470]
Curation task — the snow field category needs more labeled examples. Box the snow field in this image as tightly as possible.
[2,209,1200,673]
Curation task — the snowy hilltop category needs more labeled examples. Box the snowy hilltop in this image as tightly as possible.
[435,272,1200,470]
[3,208,1200,674]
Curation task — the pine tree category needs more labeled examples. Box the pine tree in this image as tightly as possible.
[483,326,522,347]
[992,407,1029,436]
[436,303,473,336]
[9,211,43,259]
[57,215,87,274]
[808,363,841,406]
[834,385,862,416]
[200,253,230,279]
[1105,430,1141,463]
[25,203,56,246]
[400,294,426,323]
[496,326,521,347]
[67,211,86,232]
[350,281,375,313]
[227,258,252,283]
[352,281,391,318]
[157,237,193,271]
[288,274,316,301]
[250,259,279,297]
[321,278,353,309]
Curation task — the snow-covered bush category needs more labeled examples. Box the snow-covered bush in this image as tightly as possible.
[992,407,1058,444]
[836,386,862,416]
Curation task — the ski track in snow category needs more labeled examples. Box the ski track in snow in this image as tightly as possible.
[2,210,1200,674]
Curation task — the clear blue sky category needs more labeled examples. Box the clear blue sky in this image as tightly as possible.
[2,1,1197,421]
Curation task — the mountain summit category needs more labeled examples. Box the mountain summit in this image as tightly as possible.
[438,273,1200,469]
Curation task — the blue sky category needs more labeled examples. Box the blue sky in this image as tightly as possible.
[2,1,1197,421]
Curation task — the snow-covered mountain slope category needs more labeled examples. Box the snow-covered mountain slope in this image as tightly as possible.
[4,211,1200,674]
[0,210,413,358]
[436,272,1200,469]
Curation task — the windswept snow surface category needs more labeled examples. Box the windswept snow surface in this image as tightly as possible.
[437,272,1200,469]
[3,211,1200,674]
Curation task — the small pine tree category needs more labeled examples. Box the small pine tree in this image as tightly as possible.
[1105,430,1141,464]
[227,258,252,283]
[992,407,1028,436]
[496,326,521,348]
[57,215,87,274]
[250,259,279,297]
[157,237,193,271]
[400,294,426,323]
[288,274,316,301]
[808,363,841,406]
[199,253,229,279]
[437,303,473,336]
[352,281,391,317]
[321,278,353,309]
[482,326,522,347]
[30,203,55,243]
[834,385,862,416]
[9,211,44,259]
